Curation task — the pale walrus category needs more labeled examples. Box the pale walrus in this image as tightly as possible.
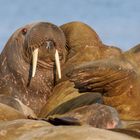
[0,22,67,114]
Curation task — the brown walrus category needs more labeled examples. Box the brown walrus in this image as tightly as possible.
[40,22,139,122]
[39,21,122,117]
[39,91,103,117]
[0,22,67,114]
[0,103,26,121]
[58,22,140,122]
[64,44,140,121]
[0,95,36,118]
[60,21,122,74]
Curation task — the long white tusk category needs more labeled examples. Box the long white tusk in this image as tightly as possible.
[32,48,38,77]
[55,49,61,79]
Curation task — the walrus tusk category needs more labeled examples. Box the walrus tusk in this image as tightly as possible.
[55,49,61,79]
[32,48,38,77]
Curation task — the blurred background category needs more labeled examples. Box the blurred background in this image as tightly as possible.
[0,0,140,52]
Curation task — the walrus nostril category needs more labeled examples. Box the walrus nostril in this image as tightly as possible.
[46,40,55,51]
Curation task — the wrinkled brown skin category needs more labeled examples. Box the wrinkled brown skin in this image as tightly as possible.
[39,91,102,117]
[39,22,138,124]
[124,44,140,69]
[47,104,121,129]
[39,81,81,117]
[56,21,140,121]
[60,21,122,76]
[65,44,140,121]
[0,22,66,115]
[39,21,122,118]
[0,95,36,118]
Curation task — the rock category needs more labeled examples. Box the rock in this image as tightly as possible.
[0,119,138,140]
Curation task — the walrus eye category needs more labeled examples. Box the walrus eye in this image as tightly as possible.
[22,28,27,35]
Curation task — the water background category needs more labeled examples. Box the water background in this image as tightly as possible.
[0,0,140,52]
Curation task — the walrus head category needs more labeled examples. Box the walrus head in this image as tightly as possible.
[0,22,67,114]
[1,22,66,80]
[23,22,67,79]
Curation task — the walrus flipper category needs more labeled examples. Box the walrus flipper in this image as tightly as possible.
[46,92,103,116]
[47,116,81,126]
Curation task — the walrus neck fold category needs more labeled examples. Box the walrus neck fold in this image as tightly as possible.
[0,31,29,80]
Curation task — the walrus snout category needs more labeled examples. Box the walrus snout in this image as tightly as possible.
[46,40,55,50]
[31,45,62,79]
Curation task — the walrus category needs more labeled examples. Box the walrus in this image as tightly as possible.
[60,21,122,76]
[57,22,140,121]
[39,35,139,122]
[39,91,103,117]
[39,21,122,117]
[0,103,26,121]
[47,103,121,129]
[0,22,67,114]
[0,95,36,118]
[64,44,140,121]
